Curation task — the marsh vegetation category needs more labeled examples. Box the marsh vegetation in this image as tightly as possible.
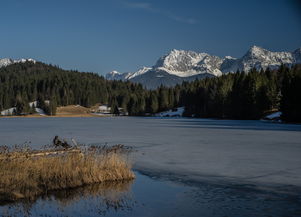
[0,142,135,203]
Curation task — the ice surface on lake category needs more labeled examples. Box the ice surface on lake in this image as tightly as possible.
[0,117,301,194]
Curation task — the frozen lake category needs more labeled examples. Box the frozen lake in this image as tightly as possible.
[0,117,301,216]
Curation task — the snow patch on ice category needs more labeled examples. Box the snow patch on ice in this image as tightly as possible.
[265,112,282,120]
[156,107,185,117]
[1,107,16,116]
[35,108,46,116]
[1,101,46,116]
[29,101,38,108]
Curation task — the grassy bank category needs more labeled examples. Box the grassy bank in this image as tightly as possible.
[0,144,135,202]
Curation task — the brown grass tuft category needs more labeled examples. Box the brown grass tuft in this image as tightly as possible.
[0,144,135,202]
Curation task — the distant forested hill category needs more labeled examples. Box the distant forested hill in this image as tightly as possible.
[0,61,147,115]
[180,65,301,122]
[0,61,300,122]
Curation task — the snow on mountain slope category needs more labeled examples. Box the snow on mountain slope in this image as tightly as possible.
[155,49,211,77]
[106,46,300,88]
[107,46,300,81]
[0,58,36,68]
[0,58,14,67]
[221,46,296,73]
[106,67,152,80]
[105,70,126,80]
[154,49,223,77]
[125,67,152,79]
[106,49,224,82]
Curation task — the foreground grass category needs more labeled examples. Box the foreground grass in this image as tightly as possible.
[0,144,135,202]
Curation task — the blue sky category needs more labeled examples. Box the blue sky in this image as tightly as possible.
[1,0,301,75]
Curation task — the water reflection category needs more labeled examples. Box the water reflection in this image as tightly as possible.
[1,180,134,217]
[55,181,135,214]
[1,172,300,217]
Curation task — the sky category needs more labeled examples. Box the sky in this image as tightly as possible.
[0,0,301,75]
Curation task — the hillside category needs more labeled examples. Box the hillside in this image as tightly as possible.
[0,61,146,116]
[0,61,300,122]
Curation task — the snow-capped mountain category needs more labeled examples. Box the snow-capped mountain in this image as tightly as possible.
[106,46,301,89]
[221,46,299,73]
[106,70,126,80]
[154,49,223,77]
[106,49,223,81]
[0,58,36,68]
[125,67,152,79]
[106,67,152,80]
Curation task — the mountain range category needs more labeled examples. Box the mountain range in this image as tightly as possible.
[0,58,36,68]
[1,46,300,89]
[106,46,301,89]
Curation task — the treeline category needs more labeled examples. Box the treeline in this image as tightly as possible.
[125,64,301,122]
[0,61,145,115]
[0,61,300,122]
[123,64,301,122]
[179,65,301,122]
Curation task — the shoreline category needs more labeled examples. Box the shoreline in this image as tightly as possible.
[1,114,300,125]
[0,113,113,118]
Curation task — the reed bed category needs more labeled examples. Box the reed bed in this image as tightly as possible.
[0,143,135,202]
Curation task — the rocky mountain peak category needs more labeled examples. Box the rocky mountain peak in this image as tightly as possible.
[0,58,36,68]
[104,45,301,88]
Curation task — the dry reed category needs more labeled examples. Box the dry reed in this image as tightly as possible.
[0,143,135,202]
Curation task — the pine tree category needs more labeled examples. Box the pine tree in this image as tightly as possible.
[281,66,301,122]
[15,97,26,115]
[159,87,169,111]
[110,98,120,115]
[149,92,159,114]
[49,98,57,116]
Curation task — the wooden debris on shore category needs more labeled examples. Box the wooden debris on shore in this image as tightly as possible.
[0,148,82,161]
[53,135,71,148]
[0,136,81,161]
[0,137,133,161]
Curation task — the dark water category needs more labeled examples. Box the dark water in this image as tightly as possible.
[1,172,300,217]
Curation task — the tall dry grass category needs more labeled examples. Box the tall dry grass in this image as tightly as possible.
[0,144,135,202]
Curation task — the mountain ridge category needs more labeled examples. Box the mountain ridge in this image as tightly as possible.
[1,46,300,89]
[0,58,36,68]
[106,46,301,88]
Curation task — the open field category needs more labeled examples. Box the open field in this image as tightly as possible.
[56,105,91,116]
[0,105,113,118]
[0,113,104,118]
